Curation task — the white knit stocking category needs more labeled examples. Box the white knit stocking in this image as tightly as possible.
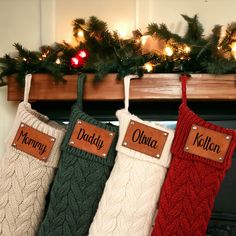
[88,75,175,236]
[0,75,65,236]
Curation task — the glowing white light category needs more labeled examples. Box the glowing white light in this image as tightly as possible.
[184,46,191,53]
[55,58,61,64]
[164,46,173,56]
[77,30,84,38]
[231,42,236,59]
[144,62,153,72]
[117,29,127,38]
[141,35,149,46]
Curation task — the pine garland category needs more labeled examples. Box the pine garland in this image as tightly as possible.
[1,14,236,86]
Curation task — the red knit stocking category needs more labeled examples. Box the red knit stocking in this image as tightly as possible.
[151,75,236,236]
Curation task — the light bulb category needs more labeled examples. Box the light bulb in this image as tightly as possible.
[56,58,61,64]
[118,29,127,38]
[144,62,153,72]
[231,42,236,59]
[141,35,149,46]
[78,50,88,58]
[164,46,173,56]
[77,30,84,38]
[184,46,191,54]
[71,57,79,65]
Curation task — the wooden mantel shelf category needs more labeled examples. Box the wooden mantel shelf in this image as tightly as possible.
[7,73,236,101]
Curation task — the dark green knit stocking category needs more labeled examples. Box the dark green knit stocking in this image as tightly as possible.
[37,74,118,236]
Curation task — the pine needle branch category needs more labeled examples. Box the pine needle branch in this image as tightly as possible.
[182,14,204,42]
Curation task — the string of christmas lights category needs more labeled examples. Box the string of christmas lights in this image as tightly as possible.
[1,15,236,86]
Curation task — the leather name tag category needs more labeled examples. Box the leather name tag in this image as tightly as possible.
[122,120,169,158]
[184,124,232,163]
[69,119,115,158]
[12,122,56,162]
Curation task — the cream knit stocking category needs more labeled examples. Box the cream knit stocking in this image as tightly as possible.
[88,75,175,236]
[0,74,65,236]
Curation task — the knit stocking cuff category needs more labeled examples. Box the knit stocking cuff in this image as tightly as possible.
[61,105,118,166]
[5,102,66,167]
[116,109,174,167]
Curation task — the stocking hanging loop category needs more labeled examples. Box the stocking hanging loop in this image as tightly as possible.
[23,74,32,103]
[76,73,86,110]
[179,74,191,105]
[124,75,139,111]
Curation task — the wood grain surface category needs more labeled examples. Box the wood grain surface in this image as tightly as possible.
[7,73,236,101]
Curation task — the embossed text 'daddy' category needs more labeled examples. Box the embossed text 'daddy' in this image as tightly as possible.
[77,128,104,150]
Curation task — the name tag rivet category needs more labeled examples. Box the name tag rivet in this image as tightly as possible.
[102,153,106,157]
[123,142,127,146]
[226,136,230,140]
[13,143,16,147]
[163,133,167,136]
[192,126,197,130]
[219,157,223,160]
[51,138,55,142]
[109,133,113,136]
[77,120,82,124]
[131,121,135,125]
[185,146,189,150]
[21,124,24,128]
[156,154,160,158]
[70,141,74,145]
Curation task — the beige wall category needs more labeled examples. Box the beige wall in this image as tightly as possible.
[0,0,41,156]
[145,0,236,36]
[0,0,236,156]
[0,87,18,156]
[0,0,41,55]
[52,0,236,43]
[54,0,136,42]
[2,0,236,54]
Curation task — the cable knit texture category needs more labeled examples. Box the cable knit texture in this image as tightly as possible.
[88,109,174,236]
[151,77,236,236]
[0,102,65,236]
[37,104,118,236]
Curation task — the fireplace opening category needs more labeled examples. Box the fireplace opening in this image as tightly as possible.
[33,100,236,236]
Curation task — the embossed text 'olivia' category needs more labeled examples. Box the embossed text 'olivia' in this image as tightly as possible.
[132,128,158,149]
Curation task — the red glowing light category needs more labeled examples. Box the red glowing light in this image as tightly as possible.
[78,50,87,58]
[70,56,84,68]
